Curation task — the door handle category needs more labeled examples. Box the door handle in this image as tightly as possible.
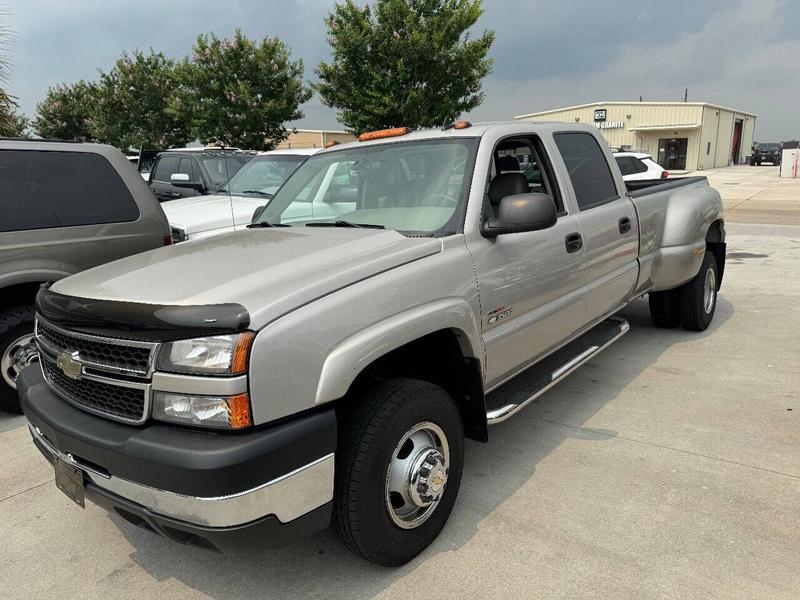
[619,217,632,234]
[565,232,583,253]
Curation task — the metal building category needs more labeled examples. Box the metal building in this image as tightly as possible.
[516,101,757,172]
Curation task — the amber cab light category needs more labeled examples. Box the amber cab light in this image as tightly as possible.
[453,120,472,129]
[358,127,411,142]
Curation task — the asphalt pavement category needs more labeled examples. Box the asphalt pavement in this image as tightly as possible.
[0,166,798,599]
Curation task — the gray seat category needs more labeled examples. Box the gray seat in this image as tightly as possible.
[488,172,528,207]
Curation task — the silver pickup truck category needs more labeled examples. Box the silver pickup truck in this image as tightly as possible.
[18,121,725,566]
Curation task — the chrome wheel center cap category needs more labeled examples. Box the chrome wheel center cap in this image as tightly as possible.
[408,449,448,507]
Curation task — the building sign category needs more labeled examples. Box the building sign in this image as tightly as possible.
[594,109,607,122]
[595,121,624,130]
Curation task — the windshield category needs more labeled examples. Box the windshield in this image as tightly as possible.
[223,154,306,197]
[201,154,253,187]
[756,143,778,150]
[259,138,478,235]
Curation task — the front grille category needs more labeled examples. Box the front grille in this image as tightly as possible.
[41,356,147,423]
[36,319,153,376]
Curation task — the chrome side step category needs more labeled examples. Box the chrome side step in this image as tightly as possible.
[485,317,630,425]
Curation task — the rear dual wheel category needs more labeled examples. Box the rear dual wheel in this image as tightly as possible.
[333,379,464,566]
[649,251,718,331]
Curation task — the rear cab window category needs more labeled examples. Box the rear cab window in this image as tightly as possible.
[0,149,139,232]
[554,132,618,210]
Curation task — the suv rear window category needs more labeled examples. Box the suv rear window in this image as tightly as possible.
[0,150,139,232]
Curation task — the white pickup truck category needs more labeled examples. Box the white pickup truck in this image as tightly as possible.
[164,148,318,242]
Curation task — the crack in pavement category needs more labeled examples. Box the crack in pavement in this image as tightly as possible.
[537,417,800,480]
[0,479,54,504]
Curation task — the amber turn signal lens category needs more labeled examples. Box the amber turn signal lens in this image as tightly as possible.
[358,127,411,142]
[228,393,252,429]
[231,331,255,375]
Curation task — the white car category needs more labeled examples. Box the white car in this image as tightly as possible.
[613,151,668,181]
[163,148,319,242]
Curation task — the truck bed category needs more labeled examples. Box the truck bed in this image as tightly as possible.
[626,176,708,196]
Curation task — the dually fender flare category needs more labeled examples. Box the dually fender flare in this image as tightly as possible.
[314,297,483,405]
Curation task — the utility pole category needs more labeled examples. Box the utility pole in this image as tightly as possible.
[639,95,643,102]
[684,88,688,102]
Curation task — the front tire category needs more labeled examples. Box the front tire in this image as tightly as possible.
[678,251,719,331]
[0,305,37,413]
[333,379,464,566]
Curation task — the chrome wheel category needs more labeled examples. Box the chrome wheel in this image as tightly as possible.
[385,421,450,529]
[703,267,716,314]
[1,333,38,389]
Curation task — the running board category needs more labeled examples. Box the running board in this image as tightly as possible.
[485,317,630,425]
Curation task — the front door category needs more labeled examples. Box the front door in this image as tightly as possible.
[657,138,688,170]
[467,136,588,387]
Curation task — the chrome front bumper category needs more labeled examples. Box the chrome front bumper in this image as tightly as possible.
[30,425,334,528]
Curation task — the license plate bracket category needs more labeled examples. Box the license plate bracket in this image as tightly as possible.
[54,457,85,508]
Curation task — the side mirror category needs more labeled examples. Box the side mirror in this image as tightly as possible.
[482,192,557,238]
[252,205,266,222]
[171,173,203,190]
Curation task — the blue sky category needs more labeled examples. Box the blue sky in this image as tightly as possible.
[4,0,799,140]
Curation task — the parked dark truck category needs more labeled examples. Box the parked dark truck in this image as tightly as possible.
[0,139,171,413]
[18,122,725,566]
[750,142,782,166]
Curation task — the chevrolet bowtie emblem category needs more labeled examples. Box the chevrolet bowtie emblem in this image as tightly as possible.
[56,351,83,380]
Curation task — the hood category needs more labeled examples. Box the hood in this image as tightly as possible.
[161,194,265,235]
[51,227,443,328]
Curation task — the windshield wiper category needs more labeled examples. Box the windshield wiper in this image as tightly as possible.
[246,221,290,228]
[241,190,273,198]
[305,220,385,229]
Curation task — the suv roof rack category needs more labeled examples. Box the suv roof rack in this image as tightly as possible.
[0,137,83,144]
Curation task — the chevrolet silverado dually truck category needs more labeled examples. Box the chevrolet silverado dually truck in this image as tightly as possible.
[18,121,725,566]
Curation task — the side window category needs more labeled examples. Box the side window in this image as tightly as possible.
[0,149,139,232]
[177,157,197,182]
[632,157,649,174]
[615,156,635,176]
[554,132,618,210]
[152,155,179,183]
[489,137,564,215]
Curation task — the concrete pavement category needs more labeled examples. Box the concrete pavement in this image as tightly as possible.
[0,168,798,599]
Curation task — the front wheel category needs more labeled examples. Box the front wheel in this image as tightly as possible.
[333,379,464,566]
[0,306,37,413]
[678,251,719,331]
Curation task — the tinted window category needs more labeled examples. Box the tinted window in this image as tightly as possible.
[554,133,618,210]
[152,155,179,182]
[201,155,252,187]
[631,157,649,173]
[0,150,139,232]
[615,156,635,176]
[177,157,198,181]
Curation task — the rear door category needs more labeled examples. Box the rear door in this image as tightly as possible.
[0,148,160,280]
[553,132,638,323]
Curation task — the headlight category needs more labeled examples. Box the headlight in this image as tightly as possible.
[153,391,251,429]
[156,332,254,375]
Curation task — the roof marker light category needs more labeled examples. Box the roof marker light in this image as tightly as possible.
[358,127,411,142]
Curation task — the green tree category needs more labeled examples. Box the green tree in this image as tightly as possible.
[183,29,312,150]
[315,0,494,133]
[1,106,29,136]
[0,9,17,136]
[32,81,98,141]
[94,49,189,149]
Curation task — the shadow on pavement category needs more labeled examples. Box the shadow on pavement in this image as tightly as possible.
[99,296,735,598]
